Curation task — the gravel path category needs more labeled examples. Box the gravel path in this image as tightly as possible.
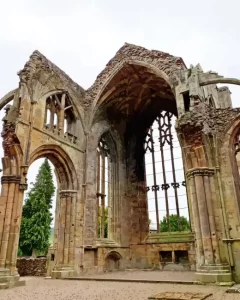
[0,276,239,300]
[81,270,196,282]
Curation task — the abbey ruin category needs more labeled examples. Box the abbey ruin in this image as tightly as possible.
[1,43,240,288]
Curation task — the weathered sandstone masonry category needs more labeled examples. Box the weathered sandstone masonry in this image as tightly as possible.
[17,257,47,277]
[0,44,240,288]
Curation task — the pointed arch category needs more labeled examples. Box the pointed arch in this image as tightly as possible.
[29,144,78,191]
[87,43,186,129]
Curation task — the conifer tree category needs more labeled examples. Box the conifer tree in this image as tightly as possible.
[19,159,55,256]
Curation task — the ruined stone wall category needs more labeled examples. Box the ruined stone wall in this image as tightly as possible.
[82,241,196,274]
[17,257,47,276]
[129,243,195,271]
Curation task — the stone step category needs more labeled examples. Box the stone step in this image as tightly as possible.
[195,271,233,285]
[197,270,231,274]
[197,269,231,274]
[198,265,231,271]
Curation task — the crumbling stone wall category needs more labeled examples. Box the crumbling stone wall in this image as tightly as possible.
[1,43,240,288]
[17,257,47,276]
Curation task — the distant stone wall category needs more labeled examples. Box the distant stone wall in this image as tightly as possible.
[17,257,47,276]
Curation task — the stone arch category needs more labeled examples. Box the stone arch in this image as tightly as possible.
[220,116,240,224]
[0,89,18,110]
[92,60,174,108]
[87,43,186,128]
[84,119,126,245]
[104,251,122,272]
[90,119,124,164]
[29,144,78,190]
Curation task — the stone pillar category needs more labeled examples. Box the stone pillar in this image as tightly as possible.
[194,173,214,264]
[51,190,77,279]
[187,173,204,266]
[186,168,232,284]
[0,175,25,289]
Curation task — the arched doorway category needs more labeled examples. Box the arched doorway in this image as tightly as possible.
[0,142,78,282]
[18,158,57,258]
[104,251,122,272]
[28,145,78,275]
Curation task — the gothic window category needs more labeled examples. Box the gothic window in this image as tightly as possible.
[234,131,240,176]
[44,92,77,142]
[144,111,190,232]
[96,136,112,239]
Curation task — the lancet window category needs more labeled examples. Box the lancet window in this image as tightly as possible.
[96,136,112,239]
[144,111,190,232]
[234,131,240,176]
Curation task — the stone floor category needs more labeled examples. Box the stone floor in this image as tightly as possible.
[0,275,240,300]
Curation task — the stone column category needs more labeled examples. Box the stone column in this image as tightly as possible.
[51,190,77,279]
[0,175,25,288]
[186,168,232,284]
[187,173,204,266]
[194,172,214,264]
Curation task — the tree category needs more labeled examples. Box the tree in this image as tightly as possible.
[160,214,191,232]
[98,207,108,238]
[19,159,55,256]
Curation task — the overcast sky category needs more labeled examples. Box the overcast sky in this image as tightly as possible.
[0,0,240,224]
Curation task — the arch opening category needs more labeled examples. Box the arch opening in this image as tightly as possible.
[29,145,77,191]
[96,132,117,241]
[18,158,57,258]
[92,63,177,133]
[104,251,122,272]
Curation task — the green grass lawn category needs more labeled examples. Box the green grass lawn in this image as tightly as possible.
[49,228,54,246]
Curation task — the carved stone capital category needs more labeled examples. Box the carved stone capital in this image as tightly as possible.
[59,190,77,198]
[186,167,215,179]
[1,122,19,157]
[1,175,21,184]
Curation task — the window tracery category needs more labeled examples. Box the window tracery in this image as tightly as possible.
[44,92,77,143]
[144,111,190,232]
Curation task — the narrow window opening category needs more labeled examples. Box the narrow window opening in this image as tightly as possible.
[46,109,51,126]
[97,136,111,239]
[53,113,58,127]
[209,95,215,108]
[175,250,189,264]
[159,251,172,263]
[64,118,68,133]
[183,92,190,112]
